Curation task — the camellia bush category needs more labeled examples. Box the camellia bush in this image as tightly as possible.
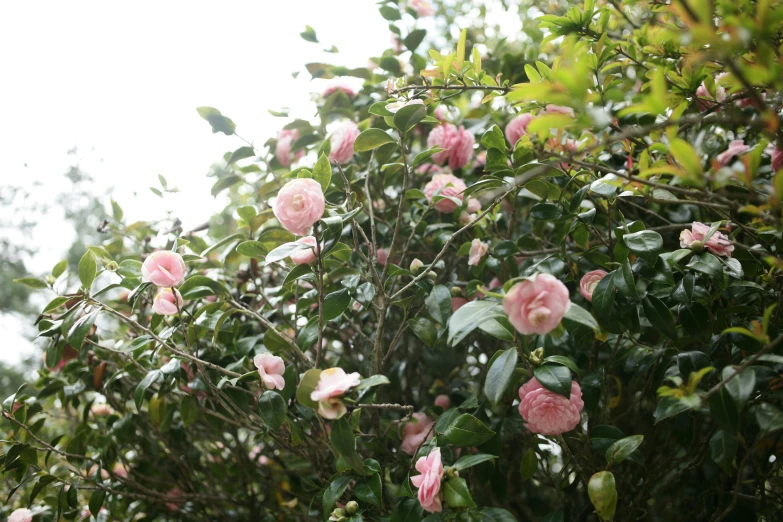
[6,0,783,520]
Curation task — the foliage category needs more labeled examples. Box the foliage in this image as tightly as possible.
[5,0,783,521]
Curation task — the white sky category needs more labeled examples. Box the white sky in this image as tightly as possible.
[0,0,391,364]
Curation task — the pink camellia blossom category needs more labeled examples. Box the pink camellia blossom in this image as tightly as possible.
[113,463,128,478]
[769,146,783,172]
[401,412,435,455]
[322,80,357,98]
[505,113,535,145]
[423,173,467,213]
[543,104,575,117]
[427,123,475,170]
[680,222,734,257]
[290,236,318,265]
[254,353,286,391]
[328,121,361,164]
[416,163,443,175]
[377,248,389,265]
[311,367,361,403]
[272,178,325,236]
[468,238,489,266]
[91,403,114,416]
[8,508,33,522]
[434,394,451,409]
[459,211,475,227]
[410,0,435,16]
[579,270,608,302]
[152,288,183,316]
[716,140,750,168]
[451,297,468,312]
[141,251,186,287]
[411,447,444,513]
[695,81,727,112]
[503,273,572,335]
[518,378,584,435]
[275,129,303,168]
[467,198,482,213]
[473,151,487,169]
[165,487,184,511]
[317,397,348,419]
[433,105,449,122]
[387,98,424,114]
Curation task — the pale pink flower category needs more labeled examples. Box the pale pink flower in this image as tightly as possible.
[391,33,403,53]
[506,113,535,145]
[503,273,572,334]
[311,367,361,402]
[695,81,726,112]
[322,80,357,98]
[410,0,435,16]
[466,198,482,213]
[290,236,318,265]
[387,99,424,114]
[433,105,449,121]
[272,178,325,236]
[328,121,360,164]
[468,238,489,266]
[411,447,443,513]
[401,412,434,455]
[377,248,389,265]
[254,353,286,391]
[112,463,128,478]
[141,251,187,287]
[518,378,584,435]
[90,403,114,416]
[451,297,468,312]
[769,145,783,172]
[679,222,734,257]
[473,151,487,169]
[579,270,608,302]
[416,163,443,175]
[716,140,750,167]
[410,258,424,273]
[317,397,348,419]
[423,173,467,213]
[458,211,475,227]
[427,123,475,170]
[275,129,303,168]
[736,91,765,108]
[488,277,501,289]
[434,395,451,409]
[8,508,33,522]
[543,105,575,117]
[152,288,183,316]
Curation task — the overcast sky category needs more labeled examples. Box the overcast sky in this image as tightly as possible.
[0,1,392,364]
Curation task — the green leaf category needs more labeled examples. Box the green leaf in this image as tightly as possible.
[78,251,97,290]
[409,317,438,347]
[196,106,236,135]
[533,365,572,399]
[323,475,352,514]
[67,312,98,351]
[493,240,520,258]
[722,366,755,411]
[179,275,230,298]
[543,355,579,374]
[519,449,537,480]
[642,296,677,340]
[134,370,162,411]
[379,4,401,20]
[227,145,254,165]
[622,230,663,260]
[323,289,351,321]
[687,252,723,279]
[390,498,423,522]
[455,28,468,70]
[117,259,142,279]
[481,508,519,522]
[313,152,332,191]
[443,413,496,446]
[331,417,364,470]
[484,348,518,406]
[588,471,617,522]
[563,302,599,331]
[756,402,783,435]
[425,285,452,325]
[52,259,68,278]
[605,434,643,465]
[448,300,504,346]
[710,429,737,474]
[530,203,562,220]
[654,396,695,423]
[180,395,200,427]
[236,240,268,259]
[481,125,507,152]
[453,453,497,471]
[709,387,739,434]
[615,259,639,300]
[678,302,712,342]
[443,477,476,508]
[677,351,711,378]
[300,25,318,43]
[43,296,70,314]
[296,368,322,409]
[355,374,390,391]
[412,147,446,167]
[393,103,427,133]
[404,29,427,51]
[669,139,702,178]
[258,390,287,430]
[89,489,105,516]
[355,473,383,506]
[13,277,48,289]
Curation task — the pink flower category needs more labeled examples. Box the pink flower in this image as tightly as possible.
[427,123,475,170]
[695,81,726,112]
[317,397,348,419]
[543,105,575,117]
[322,80,357,98]
[716,140,750,167]
[410,0,435,16]
[518,378,584,435]
[451,297,468,312]
[387,99,424,114]
[423,173,467,213]
[433,105,449,121]
[290,236,318,265]
[152,288,183,316]
[165,487,184,511]
[411,447,443,513]
[112,463,128,478]
[488,277,501,289]
[275,129,302,168]
[579,270,608,302]
[90,403,114,416]
[8,508,33,522]
[473,151,486,169]
[141,251,187,287]
[506,113,534,145]
[311,367,361,402]
[272,178,325,236]
[458,211,475,227]
[468,238,489,266]
[503,273,572,334]
[434,394,451,409]
[770,146,783,172]
[416,163,443,175]
[328,121,360,164]
[402,412,435,455]
[466,198,482,213]
[679,222,734,257]
[254,353,286,391]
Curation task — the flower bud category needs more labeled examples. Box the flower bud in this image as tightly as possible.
[45,275,56,285]
[690,240,704,252]
[530,347,544,365]
[329,508,347,522]
[445,467,459,479]
[106,261,119,271]
[451,286,462,297]
[426,270,437,280]
[410,258,424,274]
[345,501,359,515]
